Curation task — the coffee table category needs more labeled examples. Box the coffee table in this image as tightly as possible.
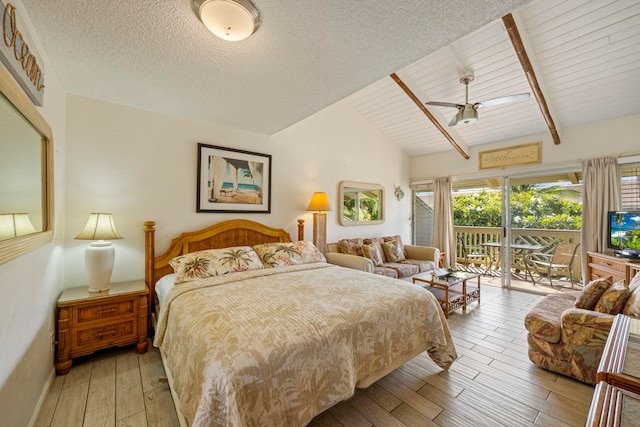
[412,269,481,318]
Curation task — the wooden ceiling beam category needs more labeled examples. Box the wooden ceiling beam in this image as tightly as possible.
[502,13,561,145]
[485,178,502,189]
[390,72,470,159]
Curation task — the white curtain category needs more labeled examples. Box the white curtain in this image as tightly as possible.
[433,177,456,268]
[581,157,620,275]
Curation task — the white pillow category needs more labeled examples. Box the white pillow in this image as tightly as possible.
[155,273,177,306]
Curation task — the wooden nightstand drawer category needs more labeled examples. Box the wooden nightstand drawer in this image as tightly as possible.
[72,319,137,352]
[56,280,149,375]
[73,298,136,325]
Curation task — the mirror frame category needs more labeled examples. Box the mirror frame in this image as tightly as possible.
[0,64,54,264]
[339,181,384,226]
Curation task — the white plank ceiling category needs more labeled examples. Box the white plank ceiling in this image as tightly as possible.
[345,0,640,157]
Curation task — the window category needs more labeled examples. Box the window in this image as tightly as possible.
[413,187,434,246]
[620,161,640,210]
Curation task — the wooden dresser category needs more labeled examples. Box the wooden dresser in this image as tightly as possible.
[586,252,640,285]
[55,280,148,374]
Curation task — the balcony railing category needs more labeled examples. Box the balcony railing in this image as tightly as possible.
[454,226,582,281]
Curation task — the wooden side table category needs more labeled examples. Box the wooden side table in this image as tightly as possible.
[586,382,640,426]
[597,315,640,395]
[55,280,148,375]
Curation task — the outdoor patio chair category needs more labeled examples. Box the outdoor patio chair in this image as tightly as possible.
[458,236,490,273]
[530,242,581,288]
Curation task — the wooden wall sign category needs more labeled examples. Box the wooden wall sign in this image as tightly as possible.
[479,142,541,170]
[1,1,45,106]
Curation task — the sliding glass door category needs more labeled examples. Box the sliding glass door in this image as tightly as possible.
[414,169,583,291]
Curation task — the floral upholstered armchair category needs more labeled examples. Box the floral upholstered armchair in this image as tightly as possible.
[525,272,640,384]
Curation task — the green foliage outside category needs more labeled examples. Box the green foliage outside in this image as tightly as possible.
[452,186,582,230]
[343,196,380,221]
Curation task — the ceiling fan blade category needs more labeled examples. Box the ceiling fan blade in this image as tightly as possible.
[425,101,464,109]
[476,92,530,108]
[448,113,458,126]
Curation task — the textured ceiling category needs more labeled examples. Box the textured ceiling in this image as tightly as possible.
[19,0,531,135]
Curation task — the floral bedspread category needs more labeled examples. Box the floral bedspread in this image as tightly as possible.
[154,263,457,426]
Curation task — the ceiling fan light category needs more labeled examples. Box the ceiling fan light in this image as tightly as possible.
[194,0,261,41]
[456,108,478,125]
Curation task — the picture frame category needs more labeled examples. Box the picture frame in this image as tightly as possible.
[197,143,272,213]
[479,141,542,170]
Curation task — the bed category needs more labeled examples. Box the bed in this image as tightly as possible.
[144,219,457,426]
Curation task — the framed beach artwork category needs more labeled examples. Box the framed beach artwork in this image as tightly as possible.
[197,144,272,213]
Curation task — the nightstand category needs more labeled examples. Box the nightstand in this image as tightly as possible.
[55,280,149,375]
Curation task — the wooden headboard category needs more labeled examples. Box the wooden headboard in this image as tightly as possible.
[144,218,305,321]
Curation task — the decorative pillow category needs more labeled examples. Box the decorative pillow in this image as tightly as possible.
[169,246,264,284]
[574,277,612,310]
[363,237,387,262]
[383,235,405,254]
[362,243,384,266]
[338,238,364,256]
[594,280,630,315]
[382,240,406,262]
[623,271,640,317]
[253,241,326,268]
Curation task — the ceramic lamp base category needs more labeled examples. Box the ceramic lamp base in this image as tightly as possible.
[85,241,114,292]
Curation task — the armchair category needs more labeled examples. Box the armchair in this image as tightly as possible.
[457,236,490,273]
[526,272,640,384]
[530,242,580,288]
[526,293,615,384]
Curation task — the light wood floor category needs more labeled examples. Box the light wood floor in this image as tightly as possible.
[36,284,593,427]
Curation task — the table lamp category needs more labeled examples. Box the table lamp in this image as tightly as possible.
[306,192,332,254]
[75,213,123,292]
[0,213,37,240]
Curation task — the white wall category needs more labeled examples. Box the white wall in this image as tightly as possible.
[272,101,412,244]
[0,1,67,425]
[64,96,411,287]
[410,114,640,181]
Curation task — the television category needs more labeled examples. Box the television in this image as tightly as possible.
[608,211,640,259]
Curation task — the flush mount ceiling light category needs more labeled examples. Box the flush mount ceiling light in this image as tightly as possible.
[193,0,261,41]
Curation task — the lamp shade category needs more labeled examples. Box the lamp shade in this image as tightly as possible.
[193,0,261,41]
[75,213,123,292]
[0,213,37,240]
[75,213,123,241]
[306,192,332,212]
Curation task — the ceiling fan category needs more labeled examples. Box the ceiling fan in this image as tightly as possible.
[426,75,530,126]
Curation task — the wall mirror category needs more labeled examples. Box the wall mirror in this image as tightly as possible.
[0,65,53,264]
[339,181,384,226]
